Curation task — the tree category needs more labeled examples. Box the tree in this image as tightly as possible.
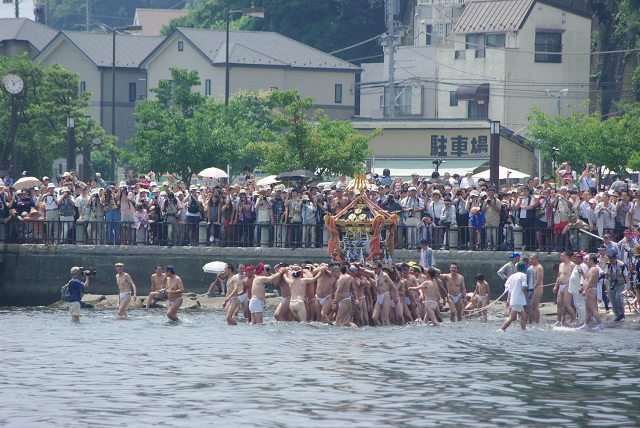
[127,69,276,184]
[526,105,640,179]
[164,0,386,64]
[253,90,380,177]
[0,54,115,178]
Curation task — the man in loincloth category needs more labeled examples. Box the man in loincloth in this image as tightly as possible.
[440,263,467,322]
[165,265,184,321]
[115,262,137,317]
[333,265,358,327]
[222,262,245,325]
[249,263,286,324]
[283,265,327,322]
[578,254,605,330]
[553,251,576,326]
[368,262,393,326]
[407,268,441,326]
[569,253,588,326]
[241,265,257,322]
[273,263,293,322]
[146,264,167,309]
[529,254,545,325]
[312,263,339,324]
[470,273,490,322]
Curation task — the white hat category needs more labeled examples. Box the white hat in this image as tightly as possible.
[0,181,5,188]
[302,194,310,200]
[467,170,474,174]
[252,191,259,196]
[160,191,167,196]
[90,189,99,195]
[47,183,55,189]
[408,186,417,191]
[70,266,81,275]
[119,181,127,187]
[42,176,50,181]
[63,172,71,177]
[149,182,157,187]
[175,191,184,197]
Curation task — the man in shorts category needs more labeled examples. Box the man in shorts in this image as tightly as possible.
[68,266,91,322]
[501,261,529,331]
[249,264,286,324]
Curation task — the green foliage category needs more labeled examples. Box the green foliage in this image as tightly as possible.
[0,54,114,178]
[526,105,640,177]
[47,0,179,31]
[163,0,385,63]
[253,90,379,177]
[128,68,276,184]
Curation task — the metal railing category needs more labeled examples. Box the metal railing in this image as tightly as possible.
[0,218,626,253]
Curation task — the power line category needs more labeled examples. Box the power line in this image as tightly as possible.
[328,33,385,55]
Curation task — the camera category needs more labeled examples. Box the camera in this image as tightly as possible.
[79,267,97,276]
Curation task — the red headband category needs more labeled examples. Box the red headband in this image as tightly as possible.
[245,265,255,271]
[256,263,265,274]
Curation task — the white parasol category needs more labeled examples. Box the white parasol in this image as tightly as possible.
[256,175,280,186]
[198,167,228,179]
[202,261,227,274]
[13,176,42,191]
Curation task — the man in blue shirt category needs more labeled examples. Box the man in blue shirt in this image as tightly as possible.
[69,266,90,322]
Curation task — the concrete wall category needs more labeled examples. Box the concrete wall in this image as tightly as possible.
[0,243,560,307]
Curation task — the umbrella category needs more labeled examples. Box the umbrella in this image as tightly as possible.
[276,170,318,181]
[198,167,228,179]
[14,176,42,191]
[472,166,530,180]
[202,261,227,274]
[256,175,280,186]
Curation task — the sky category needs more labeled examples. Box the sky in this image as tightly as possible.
[0,0,36,20]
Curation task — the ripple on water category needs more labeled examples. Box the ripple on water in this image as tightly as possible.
[1,308,640,427]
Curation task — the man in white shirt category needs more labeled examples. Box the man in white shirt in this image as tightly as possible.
[501,261,529,331]
[460,170,477,189]
[568,253,588,325]
[401,187,424,249]
[579,164,597,191]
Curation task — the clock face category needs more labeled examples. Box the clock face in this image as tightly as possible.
[3,74,24,95]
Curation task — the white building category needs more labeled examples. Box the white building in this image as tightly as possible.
[360,0,591,132]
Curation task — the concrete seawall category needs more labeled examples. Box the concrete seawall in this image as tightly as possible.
[0,244,561,306]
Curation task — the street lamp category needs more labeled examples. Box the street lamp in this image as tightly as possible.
[112,25,142,180]
[66,116,75,173]
[225,7,264,105]
[489,120,500,187]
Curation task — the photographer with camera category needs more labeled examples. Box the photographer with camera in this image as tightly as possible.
[57,187,76,244]
[68,266,91,322]
[104,185,120,244]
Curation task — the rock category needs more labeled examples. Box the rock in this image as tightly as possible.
[47,300,67,308]
[82,294,106,305]
[185,292,197,298]
[183,300,201,310]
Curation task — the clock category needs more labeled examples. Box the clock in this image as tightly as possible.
[3,74,24,95]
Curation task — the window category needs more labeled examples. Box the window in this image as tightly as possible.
[486,34,505,48]
[80,81,86,93]
[178,41,184,52]
[393,85,422,116]
[335,84,342,104]
[129,82,136,102]
[205,79,211,96]
[468,101,488,119]
[465,33,484,49]
[425,24,432,45]
[535,32,562,63]
[450,91,458,107]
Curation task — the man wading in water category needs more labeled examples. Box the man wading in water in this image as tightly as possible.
[440,263,467,322]
[115,262,137,317]
[165,265,184,321]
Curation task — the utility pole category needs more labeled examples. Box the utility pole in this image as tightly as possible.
[15,0,20,18]
[86,0,91,32]
[382,0,398,118]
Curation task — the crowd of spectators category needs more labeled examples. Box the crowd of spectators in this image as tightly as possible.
[0,162,638,257]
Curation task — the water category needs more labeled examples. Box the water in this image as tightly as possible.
[2,308,640,427]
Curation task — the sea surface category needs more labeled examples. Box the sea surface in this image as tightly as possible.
[1,307,640,427]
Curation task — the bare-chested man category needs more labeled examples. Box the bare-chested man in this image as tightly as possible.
[578,254,605,331]
[313,263,339,323]
[284,265,327,322]
[470,273,490,322]
[400,266,419,322]
[353,268,371,326]
[273,263,293,321]
[368,262,393,326]
[529,254,544,325]
[146,264,166,309]
[222,263,245,325]
[115,262,137,317]
[407,268,441,326]
[249,264,285,325]
[303,265,319,321]
[334,265,358,326]
[165,265,184,321]
[440,263,466,322]
[553,251,576,326]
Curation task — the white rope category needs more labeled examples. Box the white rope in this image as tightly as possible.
[463,282,556,317]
